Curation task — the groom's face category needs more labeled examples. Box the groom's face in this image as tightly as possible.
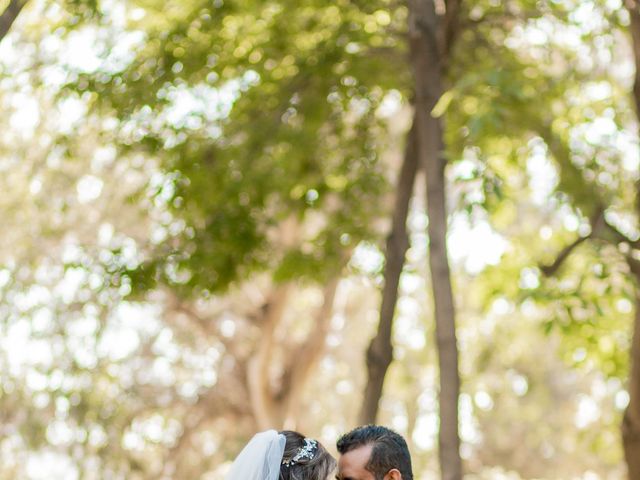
[336,444,376,480]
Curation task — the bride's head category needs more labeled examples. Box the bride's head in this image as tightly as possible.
[279,430,336,480]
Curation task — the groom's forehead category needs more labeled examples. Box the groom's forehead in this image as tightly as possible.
[337,443,374,478]
[340,443,373,462]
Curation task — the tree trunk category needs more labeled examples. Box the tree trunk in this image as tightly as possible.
[247,284,291,429]
[247,277,342,430]
[622,290,640,479]
[408,1,462,479]
[623,4,640,478]
[0,0,27,42]
[359,121,419,425]
[282,277,340,428]
[627,1,640,117]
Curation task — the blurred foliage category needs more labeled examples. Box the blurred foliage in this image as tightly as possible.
[63,0,409,295]
[0,0,638,478]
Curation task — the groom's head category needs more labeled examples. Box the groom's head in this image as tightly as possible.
[336,425,413,480]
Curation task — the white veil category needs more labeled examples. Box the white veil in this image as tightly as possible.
[226,430,286,480]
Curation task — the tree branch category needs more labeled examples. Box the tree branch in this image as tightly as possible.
[626,0,640,117]
[246,283,290,429]
[539,234,591,277]
[278,276,340,427]
[442,0,462,61]
[0,0,28,43]
[627,254,640,277]
[540,208,604,277]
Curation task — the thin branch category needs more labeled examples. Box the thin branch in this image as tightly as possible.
[442,0,462,60]
[540,234,591,277]
[540,208,607,277]
[0,0,27,43]
[537,206,640,277]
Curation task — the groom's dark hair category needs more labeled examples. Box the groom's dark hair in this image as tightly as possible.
[337,425,413,480]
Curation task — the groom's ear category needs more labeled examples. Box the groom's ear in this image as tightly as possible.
[384,469,402,480]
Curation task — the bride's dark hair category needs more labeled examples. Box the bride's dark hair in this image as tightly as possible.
[279,430,336,480]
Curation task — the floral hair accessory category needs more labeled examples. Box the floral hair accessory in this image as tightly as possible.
[282,438,318,467]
